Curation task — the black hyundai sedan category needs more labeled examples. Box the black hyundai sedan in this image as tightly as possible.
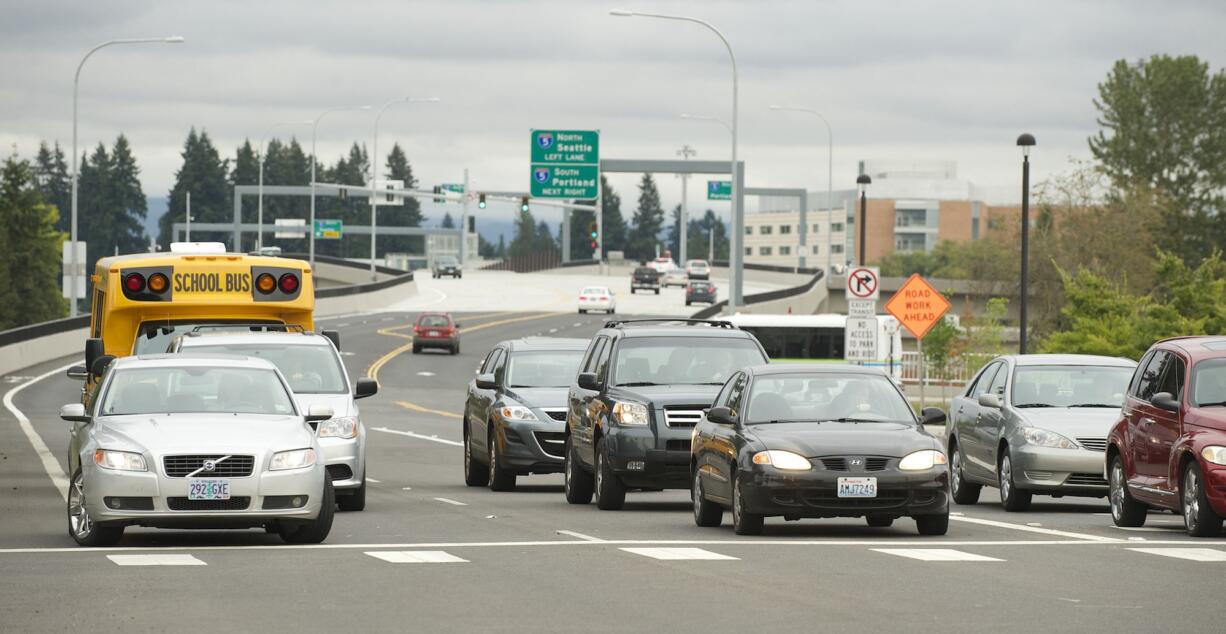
[690,364,950,535]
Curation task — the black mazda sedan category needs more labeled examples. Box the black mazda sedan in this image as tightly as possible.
[690,364,950,535]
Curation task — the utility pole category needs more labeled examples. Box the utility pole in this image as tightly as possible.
[461,168,470,267]
[185,191,191,242]
[677,144,696,266]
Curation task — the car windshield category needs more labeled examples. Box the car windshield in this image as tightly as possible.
[613,337,765,386]
[582,287,609,295]
[134,321,286,355]
[690,283,712,291]
[634,267,657,276]
[506,350,586,388]
[181,343,347,394]
[1012,365,1134,408]
[745,373,915,424]
[437,258,457,266]
[418,315,450,327]
[100,366,296,416]
[1191,358,1226,407]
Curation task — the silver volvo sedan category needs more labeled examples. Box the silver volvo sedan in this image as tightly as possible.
[946,354,1137,511]
[61,354,335,546]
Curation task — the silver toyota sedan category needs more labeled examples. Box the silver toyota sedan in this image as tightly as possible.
[946,354,1137,511]
[61,354,335,546]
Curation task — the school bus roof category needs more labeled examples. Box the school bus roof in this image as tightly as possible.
[94,252,312,274]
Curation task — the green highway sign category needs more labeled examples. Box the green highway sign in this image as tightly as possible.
[707,180,732,200]
[441,183,465,194]
[530,130,599,164]
[314,219,343,239]
[530,165,600,199]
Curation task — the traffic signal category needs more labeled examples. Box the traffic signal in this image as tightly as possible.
[432,185,443,204]
[590,240,598,249]
[589,221,598,239]
[478,193,486,209]
[520,196,530,213]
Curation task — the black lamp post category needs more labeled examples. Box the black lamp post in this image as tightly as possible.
[1017,133,1036,354]
[856,174,871,266]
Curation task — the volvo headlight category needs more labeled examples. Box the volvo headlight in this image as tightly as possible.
[94,449,146,472]
[1202,446,1226,466]
[899,449,947,471]
[270,448,317,471]
[1021,427,1078,449]
[317,416,359,439]
[612,401,649,426]
[499,405,538,422]
[752,450,811,471]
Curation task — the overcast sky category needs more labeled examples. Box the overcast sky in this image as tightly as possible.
[2,0,1224,224]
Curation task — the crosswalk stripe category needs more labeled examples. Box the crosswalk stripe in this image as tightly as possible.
[872,548,1003,562]
[621,547,738,561]
[365,550,468,563]
[107,554,206,566]
[1128,547,1226,562]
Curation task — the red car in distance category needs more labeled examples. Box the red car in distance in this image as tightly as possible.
[412,312,461,355]
[1107,336,1226,536]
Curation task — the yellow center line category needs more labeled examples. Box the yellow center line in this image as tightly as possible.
[395,400,461,419]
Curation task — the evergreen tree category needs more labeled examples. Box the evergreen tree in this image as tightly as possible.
[110,135,148,248]
[231,140,259,249]
[0,153,67,328]
[33,141,70,233]
[381,143,424,255]
[508,210,538,258]
[566,208,597,260]
[627,173,664,261]
[534,219,556,252]
[441,212,455,229]
[666,204,682,261]
[159,128,230,247]
[497,234,506,258]
[576,175,629,256]
[686,209,729,261]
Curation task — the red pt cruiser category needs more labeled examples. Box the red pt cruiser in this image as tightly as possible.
[1107,336,1226,536]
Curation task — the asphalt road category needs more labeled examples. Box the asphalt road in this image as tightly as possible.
[1,300,1221,633]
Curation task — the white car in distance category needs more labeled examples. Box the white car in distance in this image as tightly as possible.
[661,269,689,288]
[578,286,616,314]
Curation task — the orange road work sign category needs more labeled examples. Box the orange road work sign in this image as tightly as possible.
[885,274,951,339]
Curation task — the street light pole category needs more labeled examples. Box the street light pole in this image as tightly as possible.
[370,97,440,280]
[258,120,311,251]
[1017,133,1036,354]
[70,35,183,316]
[612,9,740,311]
[310,105,370,268]
[769,105,833,276]
[856,174,871,267]
[676,144,696,266]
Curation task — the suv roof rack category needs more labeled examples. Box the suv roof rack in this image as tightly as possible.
[602,318,736,329]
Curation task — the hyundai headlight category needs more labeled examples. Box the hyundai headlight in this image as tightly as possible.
[1021,427,1078,449]
[317,416,359,439]
[499,405,538,422]
[752,450,811,471]
[899,449,947,471]
[1202,446,1226,466]
[270,448,317,471]
[94,449,146,472]
[612,401,649,426]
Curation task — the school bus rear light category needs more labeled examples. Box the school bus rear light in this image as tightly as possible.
[123,273,146,293]
[256,273,277,294]
[147,273,169,294]
[278,273,299,294]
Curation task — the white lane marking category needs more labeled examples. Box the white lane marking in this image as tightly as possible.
[402,487,413,491]
[371,426,463,447]
[416,371,436,377]
[107,554,206,566]
[1111,526,1182,533]
[1128,547,1226,562]
[548,328,558,333]
[434,497,467,506]
[556,530,604,542]
[873,548,1003,562]
[572,322,582,327]
[949,514,1120,542]
[2,361,75,502]
[622,547,738,561]
[365,550,468,564]
[336,323,350,328]
[366,478,381,484]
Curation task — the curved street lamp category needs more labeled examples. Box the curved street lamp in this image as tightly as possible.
[369,97,441,280]
[856,173,872,267]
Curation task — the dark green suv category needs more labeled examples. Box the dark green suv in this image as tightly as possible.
[563,319,769,510]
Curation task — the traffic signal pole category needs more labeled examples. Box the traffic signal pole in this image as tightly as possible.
[460,168,470,266]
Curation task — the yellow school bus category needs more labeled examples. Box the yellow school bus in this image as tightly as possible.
[81,243,315,379]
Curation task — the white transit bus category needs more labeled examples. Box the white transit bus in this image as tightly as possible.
[723,313,904,376]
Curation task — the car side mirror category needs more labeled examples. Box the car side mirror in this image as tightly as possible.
[920,407,947,426]
[60,403,90,423]
[707,406,737,426]
[90,355,116,377]
[978,393,1001,409]
[305,404,334,423]
[577,372,600,391]
[354,378,378,400]
[85,338,104,371]
[322,329,341,351]
[454,322,462,329]
[1151,391,1179,412]
[475,373,497,390]
[67,365,88,380]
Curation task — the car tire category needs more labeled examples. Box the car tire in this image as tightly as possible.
[915,513,950,536]
[950,442,981,505]
[488,430,517,492]
[412,344,421,354]
[692,468,723,527]
[451,343,460,355]
[1182,462,1223,537]
[67,469,124,547]
[463,423,489,487]
[280,478,335,544]
[630,288,636,295]
[594,437,626,510]
[579,309,586,314]
[1108,454,1146,527]
[564,433,594,504]
[731,472,764,535]
[686,300,691,306]
[336,475,366,512]
[998,450,1031,512]
[608,308,615,314]
[866,515,894,528]
[654,289,659,295]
